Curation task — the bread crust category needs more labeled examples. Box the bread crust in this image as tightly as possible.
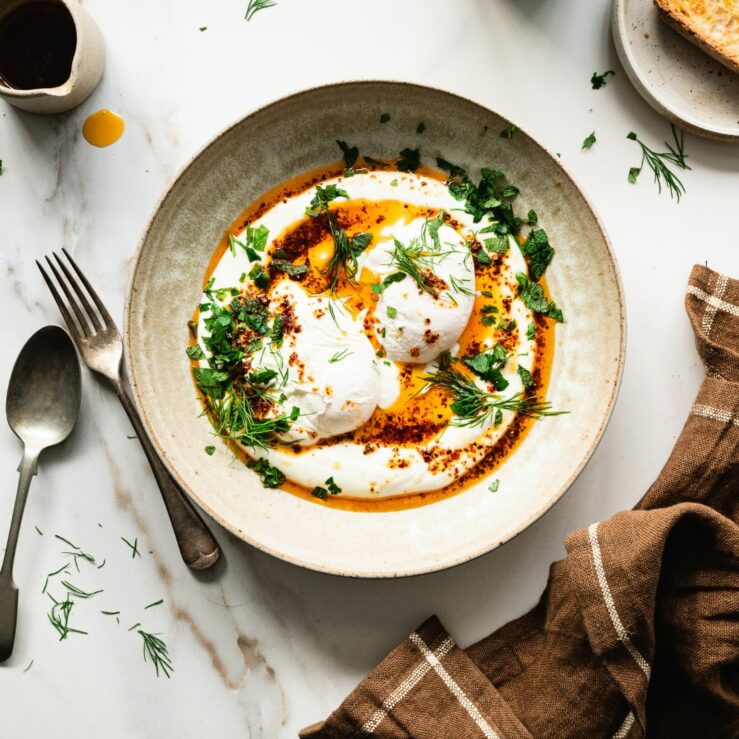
[654,0,739,76]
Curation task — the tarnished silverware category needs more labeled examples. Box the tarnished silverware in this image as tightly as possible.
[37,249,220,571]
[1,326,81,661]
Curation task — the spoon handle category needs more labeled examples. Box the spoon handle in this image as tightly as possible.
[0,449,38,662]
[112,383,220,570]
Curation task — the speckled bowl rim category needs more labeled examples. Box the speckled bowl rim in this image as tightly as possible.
[124,80,626,578]
[611,0,739,142]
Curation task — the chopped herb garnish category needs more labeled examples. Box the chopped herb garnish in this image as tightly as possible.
[397,147,420,172]
[582,131,596,150]
[245,0,276,21]
[372,271,406,294]
[515,273,564,322]
[270,259,309,278]
[386,305,398,319]
[311,476,342,499]
[199,26,207,31]
[336,140,359,169]
[35,526,43,536]
[247,457,286,487]
[464,344,510,391]
[186,344,205,360]
[144,599,164,610]
[626,125,689,201]
[489,479,500,493]
[204,445,216,456]
[248,263,270,289]
[518,365,535,389]
[484,235,509,254]
[526,322,537,340]
[416,122,426,134]
[423,358,564,428]
[390,179,398,187]
[527,209,538,225]
[329,349,353,363]
[499,125,518,139]
[519,229,554,280]
[194,367,231,399]
[591,70,615,90]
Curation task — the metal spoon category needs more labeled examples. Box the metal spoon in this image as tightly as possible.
[0,326,81,662]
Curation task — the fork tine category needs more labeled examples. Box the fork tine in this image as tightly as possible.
[61,248,115,329]
[52,252,102,332]
[43,256,92,337]
[36,260,83,343]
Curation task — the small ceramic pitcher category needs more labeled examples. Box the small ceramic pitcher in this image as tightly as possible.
[0,0,105,114]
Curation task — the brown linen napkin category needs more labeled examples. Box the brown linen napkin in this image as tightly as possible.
[300,265,739,739]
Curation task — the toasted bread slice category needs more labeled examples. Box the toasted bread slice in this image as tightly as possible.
[654,0,739,75]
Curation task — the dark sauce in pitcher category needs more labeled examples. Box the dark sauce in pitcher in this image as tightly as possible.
[0,1,77,89]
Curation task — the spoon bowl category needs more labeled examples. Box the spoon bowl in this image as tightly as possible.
[0,325,80,662]
[6,326,81,450]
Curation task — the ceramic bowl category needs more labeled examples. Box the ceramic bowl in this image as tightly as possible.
[125,81,625,577]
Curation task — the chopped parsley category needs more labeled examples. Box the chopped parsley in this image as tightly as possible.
[386,305,398,319]
[527,209,538,225]
[397,147,420,172]
[515,273,564,322]
[518,365,535,390]
[204,445,216,456]
[526,322,537,340]
[248,263,270,289]
[311,476,342,499]
[582,131,596,150]
[270,259,308,278]
[372,271,406,294]
[194,367,230,399]
[336,140,359,169]
[519,229,554,281]
[186,344,205,360]
[489,479,500,493]
[591,70,615,90]
[499,125,518,139]
[464,344,510,391]
[248,458,285,487]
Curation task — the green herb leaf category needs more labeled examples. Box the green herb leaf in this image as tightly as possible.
[386,305,398,319]
[397,147,420,172]
[518,365,535,389]
[325,476,342,494]
[204,445,216,456]
[245,0,276,21]
[582,131,596,149]
[527,209,538,225]
[489,479,500,492]
[270,259,309,278]
[591,70,615,90]
[337,140,359,169]
[526,322,537,340]
[626,126,689,201]
[519,229,554,280]
[186,344,205,360]
[515,273,564,322]
[194,367,231,399]
[499,125,518,140]
[372,271,406,294]
[248,263,270,289]
[248,457,286,487]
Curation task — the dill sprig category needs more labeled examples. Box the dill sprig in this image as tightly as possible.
[627,125,690,201]
[209,391,299,450]
[329,349,353,363]
[60,581,103,599]
[422,362,563,428]
[121,537,141,559]
[245,0,276,21]
[137,630,173,678]
[389,236,450,297]
[47,593,87,641]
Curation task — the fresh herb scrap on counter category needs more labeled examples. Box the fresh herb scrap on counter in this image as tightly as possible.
[137,629,173,678]
[516,273,564,322]
[248,457,286,487]
[337,140,359,169]
[499,125,518,139]
[582,131,596,150]
[121,536,141,559]
[380,113,390,123]
[397,147,420,172]
[627,125,689,202]
[423,359,563,428]
[591,70,615,89]
[245,0,276,21]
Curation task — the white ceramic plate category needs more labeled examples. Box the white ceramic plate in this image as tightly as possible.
[612,0,739,141]
[125,82,625,577]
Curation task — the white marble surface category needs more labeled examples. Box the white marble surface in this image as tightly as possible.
[0,0,738,736]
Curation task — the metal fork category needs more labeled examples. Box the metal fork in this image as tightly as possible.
[37,249,220,570]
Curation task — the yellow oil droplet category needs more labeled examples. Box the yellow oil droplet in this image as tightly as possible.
[82,109,125,148]
[309,240,335,271]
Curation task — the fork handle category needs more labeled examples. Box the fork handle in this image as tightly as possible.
[113,382,220,570]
